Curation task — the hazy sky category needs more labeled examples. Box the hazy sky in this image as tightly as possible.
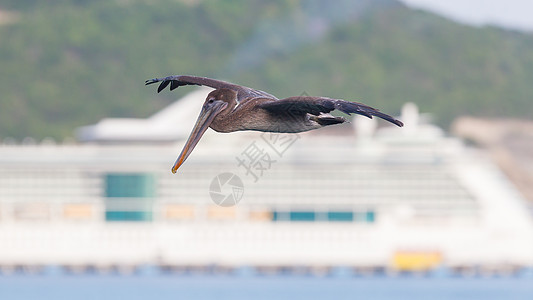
[401,0,533,32]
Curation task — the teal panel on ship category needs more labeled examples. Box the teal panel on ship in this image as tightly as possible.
[104,173,155,222]
[105,173,155,198]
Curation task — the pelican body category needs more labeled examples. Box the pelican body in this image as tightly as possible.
[145,75,403,173]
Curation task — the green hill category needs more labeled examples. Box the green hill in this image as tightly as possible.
[1,0,532,139]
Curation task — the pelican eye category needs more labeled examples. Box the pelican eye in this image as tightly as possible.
[208,99,214,104]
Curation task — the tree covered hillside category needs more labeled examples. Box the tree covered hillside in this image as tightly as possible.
[1,0,532,139]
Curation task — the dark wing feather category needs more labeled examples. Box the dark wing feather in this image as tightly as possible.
[145,75,278,102]
[259,96,403,127]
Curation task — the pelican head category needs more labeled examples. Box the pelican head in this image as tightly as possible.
[171,89,237,173]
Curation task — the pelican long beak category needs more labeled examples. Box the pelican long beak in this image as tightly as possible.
[171,101,227,173]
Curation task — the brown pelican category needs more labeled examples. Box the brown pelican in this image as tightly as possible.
[146,75,403,173]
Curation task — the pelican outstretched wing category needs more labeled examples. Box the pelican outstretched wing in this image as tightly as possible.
[145,75,278,102]
[259,96,403,127]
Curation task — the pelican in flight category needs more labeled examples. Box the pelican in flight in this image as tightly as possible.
[146,75,403,173]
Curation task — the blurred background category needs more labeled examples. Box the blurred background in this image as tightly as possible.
[1,0,533,299]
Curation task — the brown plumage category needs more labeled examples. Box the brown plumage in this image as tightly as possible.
[146,75,403,173]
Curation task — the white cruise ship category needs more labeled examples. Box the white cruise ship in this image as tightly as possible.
[0,88,532,274]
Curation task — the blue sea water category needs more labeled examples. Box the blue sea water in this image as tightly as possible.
[1,270,533,300]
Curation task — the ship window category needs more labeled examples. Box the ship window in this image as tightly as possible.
[354,210,376,223]
[289,211,315,222]
[104,173,155,222]
[105,211,152,222]
[327,211,353,222]
[272,211,289,221]
[105,173,155,198]
[366,211,376,223]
